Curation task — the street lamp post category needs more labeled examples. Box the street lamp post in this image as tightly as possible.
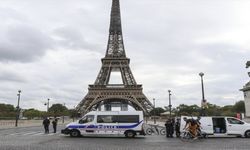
[73,106,75,122]
[153,98,156,124]
[62,103,65,124]
[199,72,206,116]
[15,90,21,127]
[168,90,172,118]
[44,98,50,112]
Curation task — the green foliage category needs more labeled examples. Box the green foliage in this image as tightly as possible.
[0,103,15,112]
[150,107,165,116]
[23,109,42,119]
[0,103,16,119]
[176,104,200,116]
[48,103,69,117]
[68,109,79,118]
[206,103,222,116]
[233,101,245,113]
[173,101,246,117]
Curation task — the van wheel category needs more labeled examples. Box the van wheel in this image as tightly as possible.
[70,129,80,137]
[245,130,250,138]
[125,131,135,138]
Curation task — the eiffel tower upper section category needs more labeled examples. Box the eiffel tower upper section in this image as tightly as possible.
[76,0,153,114]
[105,0,126,58]
[94,0,136,86]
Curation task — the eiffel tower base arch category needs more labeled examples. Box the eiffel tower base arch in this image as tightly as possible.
[77,85,153,115]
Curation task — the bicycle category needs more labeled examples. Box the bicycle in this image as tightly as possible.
[145,124,166,135]
[180,129,195,142]
[180,129,207,142]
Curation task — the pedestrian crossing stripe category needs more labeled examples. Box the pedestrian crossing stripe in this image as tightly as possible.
[32,132,44,136]
[3,131,62,136]
[8,131,31,136]
[22,132,39,135]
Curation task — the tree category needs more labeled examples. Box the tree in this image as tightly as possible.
[23,109,41,119]
[149,107,165,116]
[206,103,222,116]
[0,103,16,119]
[0,103,15,112]
[177,104,200,116]
[48,104,69,117]
[233,101,245,113]
[68,109,80,121]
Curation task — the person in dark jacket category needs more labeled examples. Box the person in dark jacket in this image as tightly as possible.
[169,118,175,137]
[52,118,58,133]
[43,117,50,134]
[175,118,181,137]
[165,118,173,138]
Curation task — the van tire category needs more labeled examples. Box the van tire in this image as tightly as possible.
[70,129,80,137]
[245,130,250,138]
[125,130,135,138]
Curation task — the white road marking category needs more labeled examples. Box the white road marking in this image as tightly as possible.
[1,129,63,136]
[22,132,41,135]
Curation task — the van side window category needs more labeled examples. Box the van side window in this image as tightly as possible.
[79,115,94,124]
[97,115,139,123]
[118,115,139,123]
[97,115,116,123]
[227,118,244,125]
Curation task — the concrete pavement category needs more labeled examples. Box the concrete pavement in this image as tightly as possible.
[0,119,71,129]
[0,126,250,150]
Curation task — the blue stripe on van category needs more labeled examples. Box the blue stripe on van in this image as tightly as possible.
[68,120,143,129]
[117,121,143,128]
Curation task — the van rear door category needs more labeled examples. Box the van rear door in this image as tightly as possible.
[200,117,213,134]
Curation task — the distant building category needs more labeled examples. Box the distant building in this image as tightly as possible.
[241,82,250,117]
[240,61,250,117]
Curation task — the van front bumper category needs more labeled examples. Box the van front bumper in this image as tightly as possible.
[61,128,70,135]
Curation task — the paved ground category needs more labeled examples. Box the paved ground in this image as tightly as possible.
[0,119,72,129]
[0,125,250,150]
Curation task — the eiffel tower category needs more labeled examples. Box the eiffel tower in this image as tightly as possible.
[76,0,153,115]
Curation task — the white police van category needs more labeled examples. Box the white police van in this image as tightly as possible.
[180,116,250,138]
[61,111,145,138]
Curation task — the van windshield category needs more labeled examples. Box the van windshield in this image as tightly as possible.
[79,115,94,124]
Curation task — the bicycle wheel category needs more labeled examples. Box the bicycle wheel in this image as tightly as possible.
[180,131,194,142]
[146,128,153,135]
[160,128,166,135]
[201,132,208,139]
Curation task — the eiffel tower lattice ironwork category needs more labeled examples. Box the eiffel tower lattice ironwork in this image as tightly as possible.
[76,0,153,115]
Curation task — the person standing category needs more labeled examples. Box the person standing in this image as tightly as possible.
[165,118,171,138]
[52,118,58,133]
[175,118,181,138]
[169,118,175,138]
[43,117,50,134]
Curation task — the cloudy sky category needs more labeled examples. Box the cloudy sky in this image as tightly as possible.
[0,0,250,111]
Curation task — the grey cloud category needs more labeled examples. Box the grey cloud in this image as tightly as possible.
[0,7,27,22]
[0,25,53,62]
[0,0,249,110]
[53,27,97,50]
[0,71,26,83]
